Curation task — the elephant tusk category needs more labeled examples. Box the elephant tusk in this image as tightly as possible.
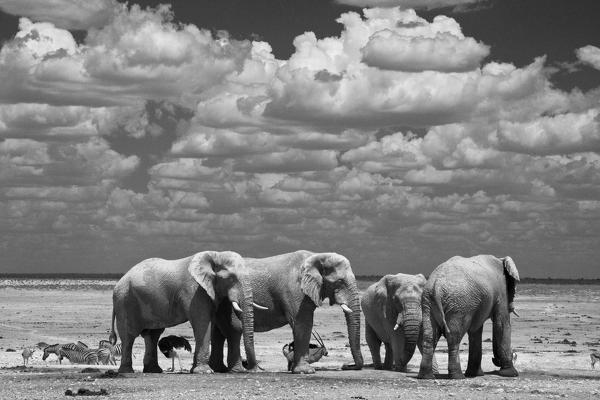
[512,309,520,317]
[253,302,268,310]
[232,301,243,313]
[393,323,399,331]
[340,304,353,314]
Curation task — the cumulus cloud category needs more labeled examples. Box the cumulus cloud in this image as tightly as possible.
[0,5,252,106]
[576,45,600,70]
[335,0,485,10]
[1,5,600,277]
[0,0,119,30]
[497,109,600,155]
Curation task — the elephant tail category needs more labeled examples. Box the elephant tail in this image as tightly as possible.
[109,308,117,346]
[432,285,450,336]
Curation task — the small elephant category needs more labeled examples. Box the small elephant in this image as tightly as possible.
[210,250,364,374]
[109,250,259,374]
[418,255,520,379]
[361,273,426,372]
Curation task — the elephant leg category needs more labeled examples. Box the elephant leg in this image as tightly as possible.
[208,325,229,373]
[391,334,406,372]
[492,315,518,377]
[226,332,245,373]
[141,328,164,373]
[465,326,484,377]
[383,343,393,370]
[189,305,214,374]
[116,317,136,374]
[291,301,316,374]
[365,323,383,369]
[418,301,439,379]
[446,328,465,379]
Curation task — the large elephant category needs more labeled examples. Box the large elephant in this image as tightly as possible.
[361,273,426,371]
[418,254,520,379]
[210,250,364,374]
[109,250,258,374]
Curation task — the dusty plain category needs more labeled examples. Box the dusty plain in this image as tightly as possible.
[0,279,599,399]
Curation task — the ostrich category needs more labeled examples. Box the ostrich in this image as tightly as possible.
[158,335,192,372]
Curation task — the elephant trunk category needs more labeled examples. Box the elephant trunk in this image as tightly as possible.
[239,279,256,370]
[399,301,422,345]
[342,280,364,369]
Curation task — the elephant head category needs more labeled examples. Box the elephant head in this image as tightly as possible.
[375,273,426,362]
[300,252,364,369]
[188,250,257,369]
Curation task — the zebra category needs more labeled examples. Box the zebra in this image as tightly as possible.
[21,348,35,366]
[591,351,600,369]
[95,347,116,365]
[99,340,123,359]
[59,347,99,365]
[42,344,64,364]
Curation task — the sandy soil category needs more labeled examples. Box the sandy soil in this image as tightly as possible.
[1,280,600,399]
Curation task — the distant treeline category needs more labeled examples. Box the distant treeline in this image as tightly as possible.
[0,273,599,284]
[0,273,123,280]
[355,275,600,285]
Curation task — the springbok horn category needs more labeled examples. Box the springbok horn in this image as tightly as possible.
[393,323,400,331]
[232,301,243,313]
[253,302,268,310]
[340,304,352,314]
[512,310,520,317]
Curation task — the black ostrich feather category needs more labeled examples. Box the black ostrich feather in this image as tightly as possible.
[158,335,192,358]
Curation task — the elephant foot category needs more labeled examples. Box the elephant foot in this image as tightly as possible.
[292,363,315,374]
[498,366,518,377]
[393,365,407,373]
[416,370,435,379]
[374,364,383,370]
[142,364,163,373]
[190,363,213,374]
[465,367,484,377]
[341,363,362,371]
[230,361,246,373]
[118,366,134,374]
[208,361,228,373]
[449,371,465,379]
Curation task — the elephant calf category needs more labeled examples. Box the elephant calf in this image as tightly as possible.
[361,273,426,372]
[418,254,520,379]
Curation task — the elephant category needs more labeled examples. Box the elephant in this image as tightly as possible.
[209,250,364,374]
[108,250,259,374]
[361,273,426,372]
[418,254,520,379]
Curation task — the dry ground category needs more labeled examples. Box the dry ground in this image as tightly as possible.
[1,279,600,399]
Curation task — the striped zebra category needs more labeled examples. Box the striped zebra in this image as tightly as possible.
[95,347,116,365]
[99,340,123,359]
[42,344,64,364]
[59,347,99,365]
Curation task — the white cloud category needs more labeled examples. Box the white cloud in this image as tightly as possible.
[497,109,600,155]
[334,0,485,10]
[576,45,600,70]
[0,0,118,30]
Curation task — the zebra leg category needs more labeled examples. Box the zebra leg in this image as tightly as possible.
[141,328,164,373]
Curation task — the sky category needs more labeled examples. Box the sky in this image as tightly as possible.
[0,0,599,278]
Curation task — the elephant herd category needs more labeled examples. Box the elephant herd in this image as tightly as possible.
[109,250,519,379]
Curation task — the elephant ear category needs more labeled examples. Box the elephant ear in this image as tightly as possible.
[501,256,519,306]
[374,276,390,319]
[300,254,325,307]
[414,273,427,287]
[188,251,217,302]
[502,256,520,281]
